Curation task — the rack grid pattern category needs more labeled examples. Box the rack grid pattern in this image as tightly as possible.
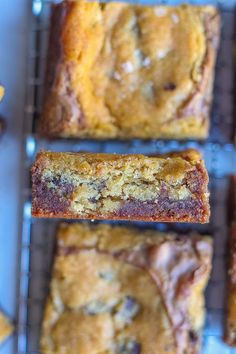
[16,1,236,353]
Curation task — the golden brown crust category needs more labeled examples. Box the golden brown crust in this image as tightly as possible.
[0,312,13,344]
[40,223,212,354]
[225,177,236,346]
[40,1,220,139]
[31,150,210,223]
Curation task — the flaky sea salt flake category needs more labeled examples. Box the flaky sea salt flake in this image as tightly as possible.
[143,57,151,67]
[154,7,167,17]
[113,72,121,81]
[157,50,168,59]
[121,61,134,74]
[171,13,179,24]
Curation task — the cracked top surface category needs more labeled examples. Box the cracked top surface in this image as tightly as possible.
[40,223,212,354]
[41,1,220,139]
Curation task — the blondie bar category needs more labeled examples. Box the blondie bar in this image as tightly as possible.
[40,223,213,354]
[31,149,210,223]
[41,1,220,139]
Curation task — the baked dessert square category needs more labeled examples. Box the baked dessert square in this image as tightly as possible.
[41,1,220,139]
[0,312,13,344]
[225,176,236,346]
[40,223,213,354]
[31,149,210,223]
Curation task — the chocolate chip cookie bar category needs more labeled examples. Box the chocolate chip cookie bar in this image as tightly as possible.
[31,149,210,223]
[40,223,213,354]
[41,1,220,139]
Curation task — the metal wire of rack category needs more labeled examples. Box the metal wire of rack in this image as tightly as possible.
[16,0,236,353]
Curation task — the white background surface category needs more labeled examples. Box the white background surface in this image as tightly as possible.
[0,1,28,353]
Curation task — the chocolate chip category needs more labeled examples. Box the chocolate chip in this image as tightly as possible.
[50,177,61,186]
[50,177,74,195]
[123,296,139,315]
[116,340,141,354]
[88,181,106,203]
[188,330,199,343]
[99,270,116,281]
[100,3,106,10]
[163,82,176,91]
[97,180,106,192]
[84,300,112,315]
[114,296,140,323]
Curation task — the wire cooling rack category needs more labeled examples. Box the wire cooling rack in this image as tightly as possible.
[16,0,236,353]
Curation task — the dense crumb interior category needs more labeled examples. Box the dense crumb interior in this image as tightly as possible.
[32,151,209,222]
[42,2,220,139]
[40,223,212,354]
[44,158,193,214]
